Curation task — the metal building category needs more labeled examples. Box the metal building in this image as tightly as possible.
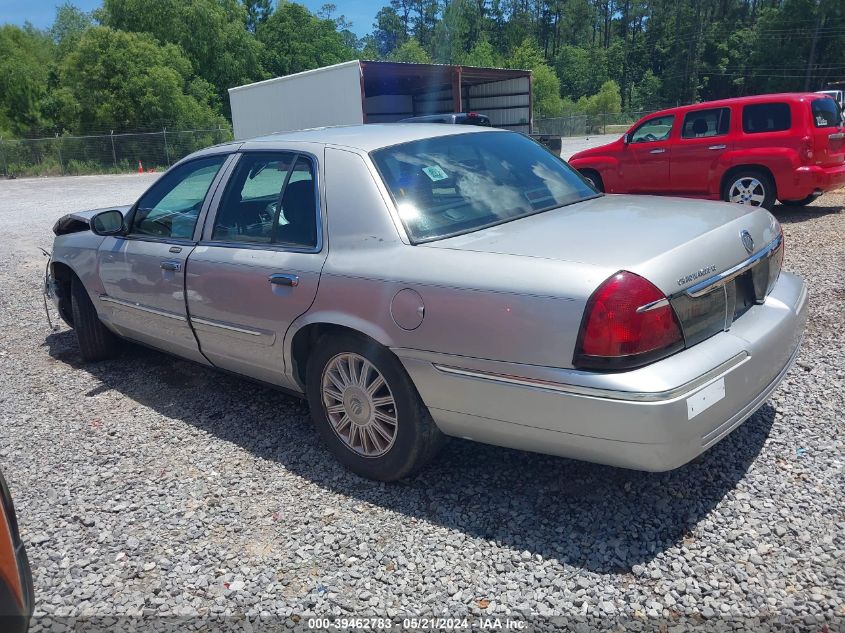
[228,60,533,140]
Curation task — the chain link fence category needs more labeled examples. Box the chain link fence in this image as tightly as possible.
[535,111,657,137]
[0,127,234,178]
[1,115,656,178]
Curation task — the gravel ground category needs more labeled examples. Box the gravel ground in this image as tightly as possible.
[0,172,843,632]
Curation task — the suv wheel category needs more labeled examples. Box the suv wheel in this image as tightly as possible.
[305,333,444,481]
[723,170,775,210]
[579,169,604,192]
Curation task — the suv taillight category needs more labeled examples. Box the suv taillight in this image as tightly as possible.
[800,135,814,164]
[574,271,684,370]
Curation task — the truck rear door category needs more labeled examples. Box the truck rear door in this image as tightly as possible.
[810,97,845,167]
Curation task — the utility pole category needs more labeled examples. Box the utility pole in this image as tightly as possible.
[163,127,170,166]
[804,0,824,92]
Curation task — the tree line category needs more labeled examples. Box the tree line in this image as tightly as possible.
[1,0,843,139]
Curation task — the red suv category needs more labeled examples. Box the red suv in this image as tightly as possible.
[569,93,845,209]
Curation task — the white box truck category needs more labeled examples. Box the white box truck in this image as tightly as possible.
[228,60,533,140]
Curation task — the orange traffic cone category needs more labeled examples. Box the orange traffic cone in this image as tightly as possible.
[138,160,143,174]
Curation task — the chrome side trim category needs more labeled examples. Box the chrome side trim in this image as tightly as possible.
[682,233,782,298]
[636,298,669,313]
[190,317,267,337]
[432,352,749,403]
[98,295,186,321]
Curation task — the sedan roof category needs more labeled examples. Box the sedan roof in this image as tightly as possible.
[244,123,503,152]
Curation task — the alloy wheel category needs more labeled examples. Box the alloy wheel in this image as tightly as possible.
[728,177,766,206]
[321,352,398,458]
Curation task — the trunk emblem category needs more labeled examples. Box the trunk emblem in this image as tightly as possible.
[740,230,755,254]
[677,265,717,286]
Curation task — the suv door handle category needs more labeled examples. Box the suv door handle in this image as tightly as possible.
[160,260,182,272]
[649,148,666,154]
[269,273,299,287]
[708,144,727,150]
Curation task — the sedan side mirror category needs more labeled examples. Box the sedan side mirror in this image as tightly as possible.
[90,210,125,236]
[622,133,630,145]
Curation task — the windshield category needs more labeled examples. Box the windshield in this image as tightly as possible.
[371,131,597,242]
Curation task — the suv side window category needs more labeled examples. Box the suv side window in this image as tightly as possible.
[212,152,318,248]
[131,155,227,240]
[682,107,730,138]
[742,103,791,134]
[811,98,843,127]
[630,115,675,143]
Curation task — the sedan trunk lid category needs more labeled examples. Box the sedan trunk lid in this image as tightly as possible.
[422,194,783,354]
[421,194,779,295]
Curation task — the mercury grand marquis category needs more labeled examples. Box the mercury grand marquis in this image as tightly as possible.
[46,124,807,481]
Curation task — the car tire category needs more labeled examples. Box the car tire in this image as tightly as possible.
[305,333,444,481]
[579,169,605,192]
[722,169,776,210]
[70,275,120,361]
[780,195,817,207]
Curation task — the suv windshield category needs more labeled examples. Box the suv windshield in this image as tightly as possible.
[812,98,843,127]
[371,132,597,243]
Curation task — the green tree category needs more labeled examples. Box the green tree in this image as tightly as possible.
[0,25,53,135]
[461,35,501,67]
[507,38,564,118]
[555,45,609,100]
[257,2,355,77]
[391,38,431,63]
[100,0,264,108]
[50,3,93,59]
[575,80,622,116]
[59,26,225,132]
[507,37,546,71]
[243,0,272,33]
[431,0,473,63]
[373,5,407,57]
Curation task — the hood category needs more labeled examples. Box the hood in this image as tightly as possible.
[421,195,780,294]
[570,137,622,160]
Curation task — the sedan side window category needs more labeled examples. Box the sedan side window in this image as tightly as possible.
[212,152,318,248]
[682,107,731,138]
[131,155,227,240]
[630,115,675,143]
[213,153,296,243]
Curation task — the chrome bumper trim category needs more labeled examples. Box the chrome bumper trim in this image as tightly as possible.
[682,233,782,298]
[433,352,749,403]
[98,295,187,321]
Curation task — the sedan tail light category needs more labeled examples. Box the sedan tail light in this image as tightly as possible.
[574,271,684,370]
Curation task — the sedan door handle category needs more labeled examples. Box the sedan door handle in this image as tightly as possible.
[160,260,181,272]
[269,273,299,287]
[708,144,727,150]
[649,148,666,154]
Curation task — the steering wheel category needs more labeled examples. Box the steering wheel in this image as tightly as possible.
[643,133,658,142]
[261,201,276,224]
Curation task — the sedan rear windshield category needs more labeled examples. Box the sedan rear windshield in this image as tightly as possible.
[371,132,597,243]
[811,98,843,127]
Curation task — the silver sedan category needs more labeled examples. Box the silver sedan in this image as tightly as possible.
[46,124,807,481]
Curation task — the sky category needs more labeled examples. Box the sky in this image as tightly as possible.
[0,0,380,37]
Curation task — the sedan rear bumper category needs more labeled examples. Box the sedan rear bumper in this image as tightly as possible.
[396,272,807,471]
